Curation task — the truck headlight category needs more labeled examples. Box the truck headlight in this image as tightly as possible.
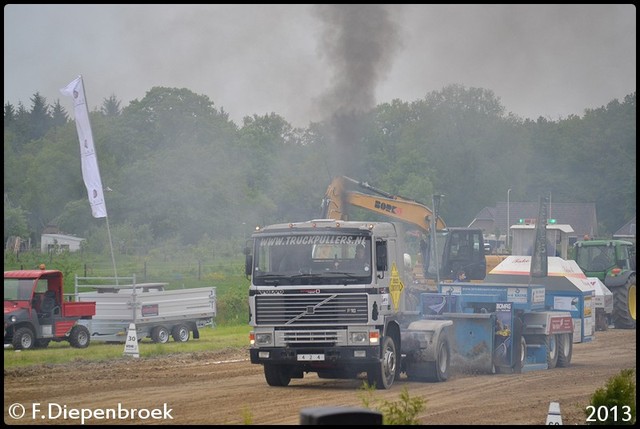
[254,333,273,346]
[350,332,369,344]
[10,315,17,323]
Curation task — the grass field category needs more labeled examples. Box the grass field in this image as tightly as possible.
[3,323,251,369]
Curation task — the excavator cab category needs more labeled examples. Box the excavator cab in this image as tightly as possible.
[439,228,487,280]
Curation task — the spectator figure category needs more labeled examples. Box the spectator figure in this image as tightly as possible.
[455,269,469,282]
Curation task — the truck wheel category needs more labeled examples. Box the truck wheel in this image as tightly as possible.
[406,338,450,382]
[171,324,190,342]
[367,335,397,389]
[263,364,292,387]
[12,327,35,350]
[612,275,636,329]
[151,326,170,344]
[557,333,573,367]
[69,325,90,348]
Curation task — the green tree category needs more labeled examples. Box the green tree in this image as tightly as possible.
[101,94,121,117]
[29,92,51,141]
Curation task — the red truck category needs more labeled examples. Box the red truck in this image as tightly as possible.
[4,267,96,350]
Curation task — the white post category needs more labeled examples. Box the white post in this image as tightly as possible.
[507,188,512,250]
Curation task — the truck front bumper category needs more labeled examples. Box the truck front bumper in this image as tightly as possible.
[250,345,381,366]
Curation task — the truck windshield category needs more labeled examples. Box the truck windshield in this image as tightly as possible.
[4,279,35,300]
[252,234,372,285]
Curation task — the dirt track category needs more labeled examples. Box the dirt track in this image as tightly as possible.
[4,328,636,425]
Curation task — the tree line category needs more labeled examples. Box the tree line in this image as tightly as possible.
[4,85,636,256]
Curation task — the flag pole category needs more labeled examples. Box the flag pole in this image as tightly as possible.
[62,75,118,282]
[77,76,119,282]
[104,216,118,282]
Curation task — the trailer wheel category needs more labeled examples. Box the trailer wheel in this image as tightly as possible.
[517,337,527,370]
[557,333,573,367]
[612,274,636,329]
[367,335,397,389]
[12,327,35,350]
[171,324,190,342]
[595,308,609,331]
[264,364,292,387]
[546,335,559,369]
[69,325,90,348]
[151,326,170,344]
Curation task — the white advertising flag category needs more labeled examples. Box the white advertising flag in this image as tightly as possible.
[60,76,107,218]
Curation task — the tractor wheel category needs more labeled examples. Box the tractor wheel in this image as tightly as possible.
[69,325,90,348]
[612,274,636,329]
[12,327,35,350]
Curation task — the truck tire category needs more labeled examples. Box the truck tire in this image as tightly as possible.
[264,364,292,387]
[69,325,91,348]
[367,335,397,389]
[171,324,190,342]
[612,274,636,329]
[406,338,450,382]
[557,333,573,367]
[12,327,35,350]
[151,326,170,344]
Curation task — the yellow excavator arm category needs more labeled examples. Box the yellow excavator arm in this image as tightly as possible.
[321,176,446,232]
[320,175,488,282]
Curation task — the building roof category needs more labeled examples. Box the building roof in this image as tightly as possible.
[41,233,85,243]
[468,201,598,240]
[613,215,636,239]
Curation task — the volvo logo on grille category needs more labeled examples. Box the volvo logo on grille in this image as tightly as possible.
[306,306,315,315]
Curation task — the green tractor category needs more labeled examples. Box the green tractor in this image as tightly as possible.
[573,239,636,329]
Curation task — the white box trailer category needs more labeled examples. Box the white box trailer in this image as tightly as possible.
[75,276,216,343]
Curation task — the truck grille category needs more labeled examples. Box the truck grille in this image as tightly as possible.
[255,293,368,325]
[276,330,346,344]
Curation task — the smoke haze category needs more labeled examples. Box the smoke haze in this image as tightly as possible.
[4,4,636,129]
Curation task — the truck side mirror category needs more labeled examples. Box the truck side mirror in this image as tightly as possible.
[375,240,387,273]
[244,248,253,277]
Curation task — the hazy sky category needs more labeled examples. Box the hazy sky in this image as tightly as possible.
[4,4,636,128]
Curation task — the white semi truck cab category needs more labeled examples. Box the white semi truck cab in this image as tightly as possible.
[245,219,418,389]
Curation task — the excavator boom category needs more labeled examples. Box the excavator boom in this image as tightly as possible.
[321,176,446,231]
[320,176,487,282]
